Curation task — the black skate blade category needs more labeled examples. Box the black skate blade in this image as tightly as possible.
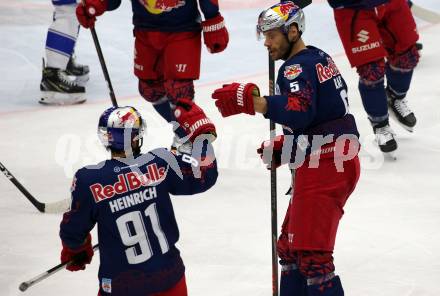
[39,98,87,106]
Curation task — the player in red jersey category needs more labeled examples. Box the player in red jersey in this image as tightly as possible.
[329,0,420,155]
[76,0,228,150]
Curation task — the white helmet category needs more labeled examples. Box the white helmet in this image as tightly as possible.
[257,1,305,40]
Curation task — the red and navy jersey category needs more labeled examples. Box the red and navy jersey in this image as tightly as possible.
[60,147,217,295]
[107,0,220,32]
[328,0,388,9]
[264,46,359,156]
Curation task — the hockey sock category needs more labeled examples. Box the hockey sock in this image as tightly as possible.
[306,275,344,296]
[386,64,414,97]
[358,79,389,123]
[45,4,79,69]
[280,263,306,296]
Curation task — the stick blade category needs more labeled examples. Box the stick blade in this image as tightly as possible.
[43,198,71,214]
[19,282,30,292]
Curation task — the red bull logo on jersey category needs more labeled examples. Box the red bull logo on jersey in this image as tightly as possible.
[90,163,166,203]
[316,57,340,83]
[284,64,303,80]
[138,0,185,14]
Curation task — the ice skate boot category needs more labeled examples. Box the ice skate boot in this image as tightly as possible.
[387,87,416,132]
[40,66,86,105]
[66,55,89,86]
[371,118,397,158]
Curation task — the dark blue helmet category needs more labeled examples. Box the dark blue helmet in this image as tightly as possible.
[98,106,146,151]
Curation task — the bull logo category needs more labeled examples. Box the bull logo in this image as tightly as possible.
[138,0,185,15]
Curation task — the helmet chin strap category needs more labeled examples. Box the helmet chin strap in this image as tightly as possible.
[281,30,301,61]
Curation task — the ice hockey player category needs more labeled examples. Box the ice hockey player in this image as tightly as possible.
[328,0,420,155]
[40,0,89,105]
[211,2,360,295]
[76,0,229,150]
[59,100,218,295]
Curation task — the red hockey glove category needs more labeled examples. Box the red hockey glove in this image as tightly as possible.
[202,14,229,53]
[257,135,285,169]
[211,82,259,117]
[76,0,108,29]
[61,233,94,272]
[174,98,217,142]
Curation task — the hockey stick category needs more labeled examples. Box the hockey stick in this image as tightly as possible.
[18,244,100,292]
[411,3,440,24]
[267,1,312,295]
[81,1,118,107]
[268,56,279,296]
[0,161,70,214]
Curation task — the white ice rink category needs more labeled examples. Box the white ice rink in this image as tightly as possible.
[1,0,440,295]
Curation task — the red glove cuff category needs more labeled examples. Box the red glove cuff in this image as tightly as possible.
[212,82,258,117]
[202,14,226,32]
[202,14,229,53]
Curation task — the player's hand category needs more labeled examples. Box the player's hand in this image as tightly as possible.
[202,14,229,53]
[76,0,108,29]
[61,233,94,271]
[211,82,259,117]
[174,98,217,142]
[257,135,284,169]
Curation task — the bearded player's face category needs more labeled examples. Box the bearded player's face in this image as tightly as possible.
[263,29,290,61]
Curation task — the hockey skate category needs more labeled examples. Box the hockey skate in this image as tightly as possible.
[40,66,86,105]
[65,55,90,86]
[387,87,417,132]
[371,119,397,159]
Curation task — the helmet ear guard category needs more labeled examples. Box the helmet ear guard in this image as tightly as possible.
[256,1,305,40]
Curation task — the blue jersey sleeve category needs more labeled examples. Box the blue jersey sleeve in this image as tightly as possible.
[328,0,388,9]
[150,144,218,196]
[199,0,220,20]
[59,169,97,249]
[264,63,317,131]
[106,0,122,11]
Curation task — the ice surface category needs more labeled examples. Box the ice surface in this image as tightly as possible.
[1,1,439,295]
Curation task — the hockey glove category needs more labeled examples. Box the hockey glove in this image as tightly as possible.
[174,98,217,143]
[61,233,94,271]
[202,14,229,53]
[257,135,284,169]
[211,82,259,117]
[76,0,108,29]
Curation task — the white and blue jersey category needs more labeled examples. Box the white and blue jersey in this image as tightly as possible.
[264,46,359,156]
[60,147,218,295]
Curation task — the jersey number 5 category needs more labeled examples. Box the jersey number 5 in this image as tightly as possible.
[116,203,169,264]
